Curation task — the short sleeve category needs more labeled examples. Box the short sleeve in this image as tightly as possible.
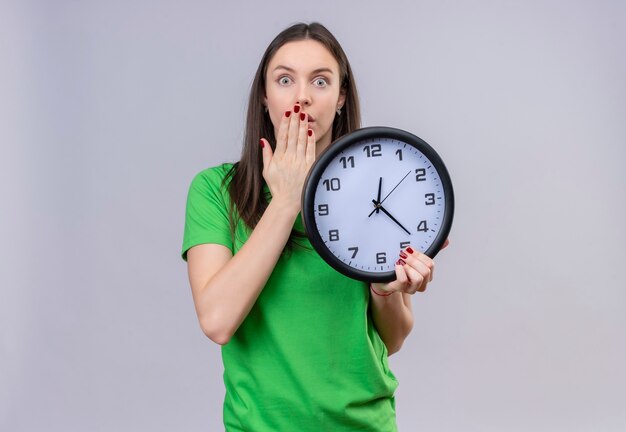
[181,166,233,261]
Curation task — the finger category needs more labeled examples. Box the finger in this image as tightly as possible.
[413,253,434,282]
[420,252,435,282]
[296,111,308,159]
[400,246,435,282]
[371,258,408,294]
[274,110,292,155]
[394,260,409,289]
[373,262,405,295]
[305,128,316,165]
[409,257,432,284]
[440,238,450,250]
[285,104,301,156]
[403,263,426,293]
[260,138,273,175]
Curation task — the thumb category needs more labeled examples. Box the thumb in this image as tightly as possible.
[260,138,273,174]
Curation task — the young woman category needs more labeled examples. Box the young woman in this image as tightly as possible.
[182,22,447,431]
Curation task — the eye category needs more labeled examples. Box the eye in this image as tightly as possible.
[278,76,292,85]
[314,77,328,87]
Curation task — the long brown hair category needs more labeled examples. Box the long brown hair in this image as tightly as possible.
[225,22,361,248]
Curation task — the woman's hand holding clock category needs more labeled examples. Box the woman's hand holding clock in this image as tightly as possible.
[372,239,449,295]
[260,104,315,214]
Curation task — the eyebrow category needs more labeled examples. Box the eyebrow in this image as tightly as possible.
[272,65,336,75]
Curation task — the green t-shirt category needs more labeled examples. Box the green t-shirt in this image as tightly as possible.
[181,163,399,431]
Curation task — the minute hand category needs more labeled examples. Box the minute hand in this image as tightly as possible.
[368,170,411,217]
[372,199,412,235]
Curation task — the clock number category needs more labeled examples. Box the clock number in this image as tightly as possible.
[415,168,426,182]
[363,144,382,158]
[317,204,329,216]
[417,220,428,232]
[425,193,435,205]
[395,149,403,161]
[339,156,355,168]
[376,252,387,264]
[348,247,359,259]
[400,241,410,249]
[329,229,339,241]
[322,178,341,191]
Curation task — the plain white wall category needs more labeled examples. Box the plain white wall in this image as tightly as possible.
[1,0,625,431]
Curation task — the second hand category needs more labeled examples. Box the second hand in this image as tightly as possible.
[368,170,411,217]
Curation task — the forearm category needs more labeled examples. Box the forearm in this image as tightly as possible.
[198,198,298,344]
[370,289,413,355]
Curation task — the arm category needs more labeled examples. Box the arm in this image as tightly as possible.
[187,198,299,345]
[369,290,413,356]
[370,240,450,355]
[186,106,315,345]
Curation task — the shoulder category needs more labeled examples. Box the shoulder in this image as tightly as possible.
[190,162,236,189]
[185,162,237,211]
[182,163,237,261]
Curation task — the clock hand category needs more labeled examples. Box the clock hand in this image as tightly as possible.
[368,170,411,217]
[376,177,382,214]
[380,170,411,204]
[371,199,412,235]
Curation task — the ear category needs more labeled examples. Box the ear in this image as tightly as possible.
[337,88,346,110]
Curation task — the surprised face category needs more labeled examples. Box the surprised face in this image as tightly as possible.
[264,39,346,155]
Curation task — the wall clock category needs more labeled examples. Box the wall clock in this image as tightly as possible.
[302,127,454,282]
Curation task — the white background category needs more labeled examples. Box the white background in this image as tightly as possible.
[1,0,625,431]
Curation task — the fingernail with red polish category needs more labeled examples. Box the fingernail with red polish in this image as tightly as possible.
[285,110,291,117]
[308,129,313,137]
[396,259,406,265]
[300,112,306,121]
[399,252,408,259]
[293,105,300,113]
[406,247,414,254]
[259,139,264,148]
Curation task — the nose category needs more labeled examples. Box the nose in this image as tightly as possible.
[296,83,311,107]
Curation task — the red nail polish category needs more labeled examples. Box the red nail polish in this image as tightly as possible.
[293,105,300,113]
[285,110,291,117]
[406,247,414,254]
[399,252,407,259]
[308,129,313,137]
[259,139,264,148]
[300,112,306,121]
[396,259,406,265]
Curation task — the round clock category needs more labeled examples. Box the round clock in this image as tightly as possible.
[301,126,454,283]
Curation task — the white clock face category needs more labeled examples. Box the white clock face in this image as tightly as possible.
[312,137,447,275]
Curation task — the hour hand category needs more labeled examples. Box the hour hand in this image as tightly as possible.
[376,177,382,214]
[368,177,384,218]
[371,199,412,235]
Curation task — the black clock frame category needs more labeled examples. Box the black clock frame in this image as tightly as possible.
[302,126,455,283]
